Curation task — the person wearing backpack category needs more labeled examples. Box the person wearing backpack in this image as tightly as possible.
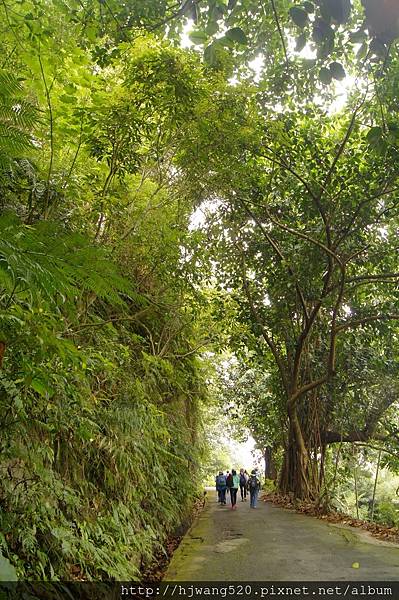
[225,470,233,498]
[215,471,227,505]
[247,469,261,508]
[229,469,240,510]
[239,468,247,502]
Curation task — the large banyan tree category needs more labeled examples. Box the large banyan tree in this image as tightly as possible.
[179,72,399,499]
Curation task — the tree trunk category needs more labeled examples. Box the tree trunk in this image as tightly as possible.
[264,445,277,480]
[279,403,313,499]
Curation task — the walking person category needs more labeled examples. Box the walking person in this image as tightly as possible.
[248,469,261,508]
[215,471,227,505]
[215,472,220,502]
[229,469,240,510]
[226,470,233,501]
[239,468,247,501]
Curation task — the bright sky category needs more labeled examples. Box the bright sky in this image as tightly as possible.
[181,21,355,114]
[227,434,264,471]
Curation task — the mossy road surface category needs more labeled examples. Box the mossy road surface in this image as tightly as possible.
[166,492,399,580]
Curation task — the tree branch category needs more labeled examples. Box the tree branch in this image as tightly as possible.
[239,197,309,324]
[165,339,210,359]
[333,183,399,249]
[336,313,399,333]
[289,375,329,407]
[322,431,386,444]
[269,0,289,67]
[38,51,55,219]
[238,245,290,396]
[322,95,367,195]
[264,208,343,267]
[148,0,202,32]
[262,146,318,203]
[328,261,346,376]
[70,307,153,333]
[292,300,322,391]
[347,272,399,285]
[0,341,5,368]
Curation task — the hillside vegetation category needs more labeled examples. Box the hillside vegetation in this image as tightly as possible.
[1,0,399,580]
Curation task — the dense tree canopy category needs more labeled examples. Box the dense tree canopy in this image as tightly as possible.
[183,92,399,497]
[1,0,399,582]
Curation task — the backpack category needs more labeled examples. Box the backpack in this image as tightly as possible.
[226,474,233,488]
[216,475,226,488]
[239,474,246,486]
[249,475,258,489]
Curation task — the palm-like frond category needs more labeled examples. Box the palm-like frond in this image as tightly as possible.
[0,71,37,170]
[0,213,132,306]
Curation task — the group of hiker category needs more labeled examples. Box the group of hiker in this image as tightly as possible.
[215,468,261,510]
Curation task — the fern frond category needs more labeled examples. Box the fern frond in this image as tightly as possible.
[0,124,33,151]
[0,214,132,308]
[0,101,37,129]
[0,70,37,170]
[0,71,22,98]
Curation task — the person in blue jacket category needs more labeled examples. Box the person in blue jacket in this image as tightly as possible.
[247,469,261,508]
[215,471,227,505]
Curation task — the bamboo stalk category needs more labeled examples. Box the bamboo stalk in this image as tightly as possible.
[352,444,359,519]
[370,449,382,522]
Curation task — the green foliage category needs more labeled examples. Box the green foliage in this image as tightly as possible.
[331,447,399,527]
[0,213,131,306]
[0,551,17,582]
[0,12,213,579]
[0,71,37,171]
[290,7,309,28]
[0,207,208,578]
[177,44,399,498]
[1,0,399,578]
[374,501,399,528]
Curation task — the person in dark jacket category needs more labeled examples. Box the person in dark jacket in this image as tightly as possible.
[229,469,240,510]
[215,471,227,505]
[247,469,261,508]
[225,470,232,499]
[239,468,248,501]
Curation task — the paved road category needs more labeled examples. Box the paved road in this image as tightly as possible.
[166,491,399,581]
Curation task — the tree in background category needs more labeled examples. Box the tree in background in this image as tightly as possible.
[176,11,399,497]
[2,0,399,580]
